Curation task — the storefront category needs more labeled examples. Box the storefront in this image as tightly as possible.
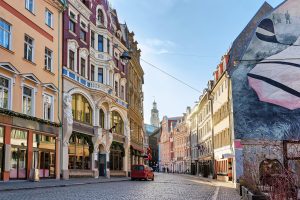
[109,142,124,171]
[68,132,92,170]
[0,112,60,181]
[215,158,233,182]
[32,134,56,178]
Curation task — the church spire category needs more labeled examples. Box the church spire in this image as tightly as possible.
[150,100,160,127]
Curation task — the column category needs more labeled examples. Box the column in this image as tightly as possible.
[91,152,99,178]
[3,125,11,181]
[56,137,60,180]
[106,151,110,178]
[95,108,100,127]
[94,65,98,82]
[106,70,110,85]
[103,68,107,84]
[62,142,69,180]
[27,130,33,179]
[107,110,111,130]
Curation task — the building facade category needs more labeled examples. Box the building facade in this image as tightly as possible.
[61,0,131,179]
[173,115,188,173]
[0,0,66,181]
[125,29,144,168]
[159,116,181,172]
[197,86,214,178]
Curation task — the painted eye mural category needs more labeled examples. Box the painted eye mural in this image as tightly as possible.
[230,0,300,140]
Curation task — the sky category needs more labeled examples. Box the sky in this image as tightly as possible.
[109,0,284,124]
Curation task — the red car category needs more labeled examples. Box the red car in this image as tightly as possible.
[131,165,154,181]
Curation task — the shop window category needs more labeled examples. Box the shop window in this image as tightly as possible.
[111,111,124,135]
[72,94,92,124]
[32,134,55,178]
[68,133,91,170]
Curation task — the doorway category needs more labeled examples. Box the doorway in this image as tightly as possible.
[99,154,106,176]
[10,147,27,179]
[33,150,55,178]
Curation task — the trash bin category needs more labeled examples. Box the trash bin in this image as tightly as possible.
[30,168,40,182]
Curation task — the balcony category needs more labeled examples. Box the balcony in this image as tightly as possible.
[90,48,112,62]
[63,67,111,94]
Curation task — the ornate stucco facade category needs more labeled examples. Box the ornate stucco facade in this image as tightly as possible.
[62,0,131,179]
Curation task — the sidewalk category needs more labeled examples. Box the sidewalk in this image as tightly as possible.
[180,174,241,200]
[0,177,130,192]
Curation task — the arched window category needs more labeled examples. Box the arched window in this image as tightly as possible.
[111,111,124,135]
[97,9,104,24]
[72,94,92,124]
[99,109,105,128]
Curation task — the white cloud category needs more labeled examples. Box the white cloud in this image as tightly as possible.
[139,38,175,56]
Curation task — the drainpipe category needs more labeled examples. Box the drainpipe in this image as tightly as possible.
[208,91,215,179]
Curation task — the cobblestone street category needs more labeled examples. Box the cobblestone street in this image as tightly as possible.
[0,173,240,200]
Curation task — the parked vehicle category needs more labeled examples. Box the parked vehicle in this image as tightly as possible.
[131,165,154,181]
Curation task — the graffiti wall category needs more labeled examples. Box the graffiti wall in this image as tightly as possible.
[231,0,300,140]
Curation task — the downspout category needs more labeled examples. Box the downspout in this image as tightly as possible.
[57,5,66,179]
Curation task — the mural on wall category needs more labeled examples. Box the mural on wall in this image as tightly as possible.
[231,0,300,140]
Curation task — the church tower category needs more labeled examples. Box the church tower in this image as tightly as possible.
[150,101,160,127]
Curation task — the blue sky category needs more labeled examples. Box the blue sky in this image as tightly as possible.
[110,0,284,124]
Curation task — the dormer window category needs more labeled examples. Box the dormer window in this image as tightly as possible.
[97,9,104,24]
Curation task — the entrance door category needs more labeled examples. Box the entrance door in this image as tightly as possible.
[10,147,27,179]
[99,154,106,176]
[39,151,55,178]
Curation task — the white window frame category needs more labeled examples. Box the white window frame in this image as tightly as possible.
[45,9,53,28]
[0,74,12,110]
[22,85,35,116]
[45,47,53,72]
[42,93,54,122]
[0,19,12,50]
[25,0,35,13]
[24,35,34,62]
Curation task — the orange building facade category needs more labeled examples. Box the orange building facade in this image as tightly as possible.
[0,0,66,181]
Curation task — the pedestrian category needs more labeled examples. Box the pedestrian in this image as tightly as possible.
[285,10,291,24]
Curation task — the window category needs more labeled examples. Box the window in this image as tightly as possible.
[24,35,34,62]
[98,68,103,83]
[69,20,75,33]
[23,86,33,115]
[91,65,95,81]
[99,109,105,128]
[72,94,92,124]
[98,35,103,52]
[97,9,104,24]
[111,111,124,135]
[0,76,9,109]
[69,12,76,33]
[80,58,86,77]
[45,9,53,27]
[25,0,34,13]
[0,19,11,49]
[80,29,86,41]
[44,48,53,71]
[114,81,118,96]
[43,94,53,121]
[69,50,75,70]
[91,31,95,48]
[107,38,110,54]
[120,85,124,100]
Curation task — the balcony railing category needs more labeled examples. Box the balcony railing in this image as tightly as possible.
[63,67,111,94]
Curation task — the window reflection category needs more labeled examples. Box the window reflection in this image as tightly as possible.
[72,94,92,124]
[111,111,124,135]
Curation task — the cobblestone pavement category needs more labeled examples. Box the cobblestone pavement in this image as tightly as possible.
[0,173,241,200]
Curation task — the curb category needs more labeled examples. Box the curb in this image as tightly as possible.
[0,178,130,192]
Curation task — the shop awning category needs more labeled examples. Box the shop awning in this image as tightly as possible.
[222,154,234,159]
[130,143,144,153]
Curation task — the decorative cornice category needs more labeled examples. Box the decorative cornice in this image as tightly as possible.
[68,0,92,20]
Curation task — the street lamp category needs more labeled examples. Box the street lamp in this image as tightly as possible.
[120,51,131,64]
